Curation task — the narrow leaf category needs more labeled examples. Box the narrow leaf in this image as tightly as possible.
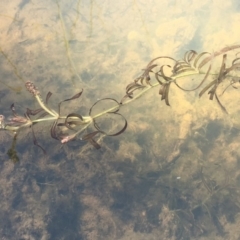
[93,112,128,136]
[10,103,17,116]
[82,131,101,149]
[215,93,228,114]
[26,108,43,116]
[89,98,120,116]
[193,52,210,69]
[45,92,52,104]
[175,64,211,92]
[31,126,46,154]
[82,131,100,141]
[58,90,83,114]
[164,83,171,106]
[89,138,101,149]
[199,80,216,98]
[184,50,197,63]
[50,120,59,140]
[65,113,84,130]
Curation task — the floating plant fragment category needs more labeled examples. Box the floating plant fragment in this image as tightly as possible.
[2,45,240,158]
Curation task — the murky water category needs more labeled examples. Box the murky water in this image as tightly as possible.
[1,0,240,239]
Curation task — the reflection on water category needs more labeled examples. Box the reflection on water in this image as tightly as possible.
[1,0,240,239]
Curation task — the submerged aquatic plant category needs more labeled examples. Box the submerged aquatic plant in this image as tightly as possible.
[1,45,240,157]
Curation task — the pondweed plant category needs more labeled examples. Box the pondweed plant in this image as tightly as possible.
[1,44,240,161]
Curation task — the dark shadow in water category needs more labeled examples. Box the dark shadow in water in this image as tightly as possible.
[110,162,164,227]
[0,212,13,239]
[47,198,83,240]
[18,0,31,10]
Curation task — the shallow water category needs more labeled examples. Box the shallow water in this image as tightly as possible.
[1,0,240,239]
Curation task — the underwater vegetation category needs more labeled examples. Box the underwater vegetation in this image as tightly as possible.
[1,44,240,159]
[2,1,240,239]
[0,45,240,156]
